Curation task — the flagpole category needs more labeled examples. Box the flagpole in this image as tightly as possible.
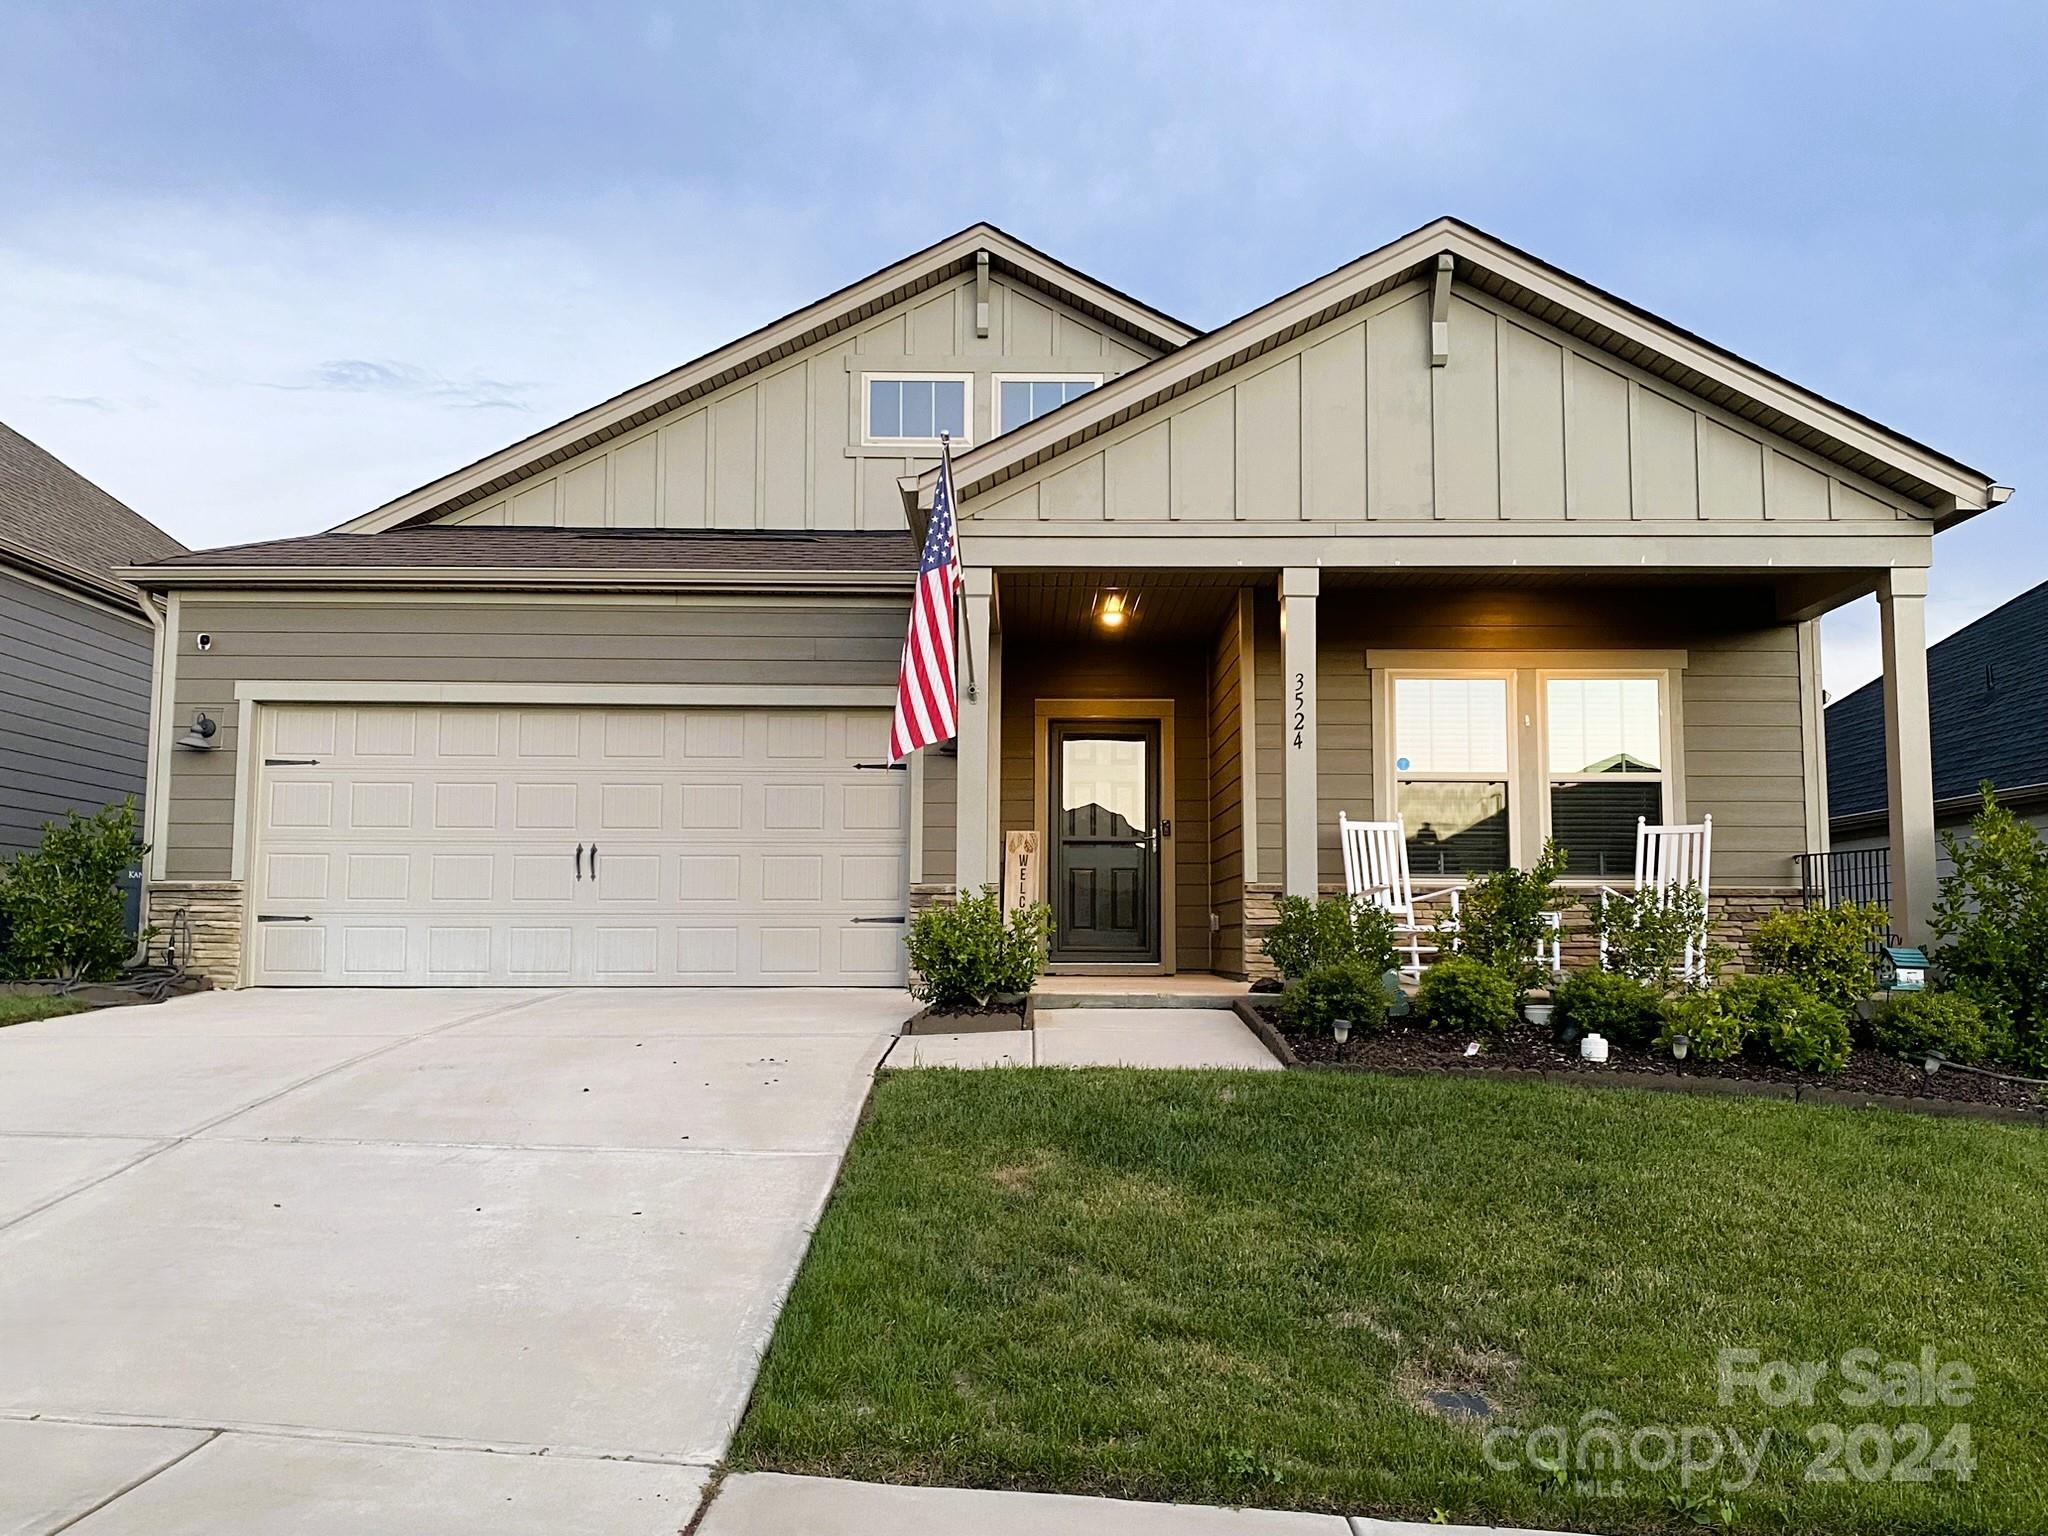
[943,432,978,703]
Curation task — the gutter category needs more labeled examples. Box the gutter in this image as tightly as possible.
[115,564,918,595]
[1829,779,2048,838]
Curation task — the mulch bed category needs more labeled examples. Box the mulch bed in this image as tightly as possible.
[1246,1003,2047,1120]
[903,998,1030,1035]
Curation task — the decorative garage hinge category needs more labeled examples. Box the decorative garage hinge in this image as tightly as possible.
[851,915,908,924]
[255,914,312,923]
[854,762,909,771]
[265,758,321,766]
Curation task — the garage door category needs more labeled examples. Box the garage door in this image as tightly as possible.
[248,705,907,986]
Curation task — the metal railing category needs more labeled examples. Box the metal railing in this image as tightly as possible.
[1797,847,1891,913]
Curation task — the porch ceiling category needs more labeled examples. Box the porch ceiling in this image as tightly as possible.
[998,569,1244,641]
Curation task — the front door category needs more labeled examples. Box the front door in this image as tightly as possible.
[1049,722,1160,964]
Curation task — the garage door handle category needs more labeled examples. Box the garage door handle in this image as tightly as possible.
[590,844,599,879]
[574,844,584,881]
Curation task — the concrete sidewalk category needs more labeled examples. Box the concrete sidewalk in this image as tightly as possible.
[698,1472,1593,1536]
[882,1006,1280,1070]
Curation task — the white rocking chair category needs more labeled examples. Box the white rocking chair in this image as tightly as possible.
[1337,814,1460,978]
[1338,813,1565,980]
[1598,814,1714,983]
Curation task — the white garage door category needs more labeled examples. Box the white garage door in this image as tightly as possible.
[248,704,907,986]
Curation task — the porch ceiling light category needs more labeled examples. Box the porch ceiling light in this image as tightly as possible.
[1091,587,1138,630]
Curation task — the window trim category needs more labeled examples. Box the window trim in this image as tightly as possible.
[860,371,975,448]
[1368,654,1688,884]
[1378,668,1522,881]
[991,371,1106,435]
[1535,668,1677,884]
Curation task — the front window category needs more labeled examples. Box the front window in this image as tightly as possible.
[995,374,1099,433]
[1544,676,1667,879]
[864,375,969,445]
[1391,676,1512,876]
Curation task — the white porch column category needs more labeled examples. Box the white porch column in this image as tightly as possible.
[1879,567,1938,945]
[1280,568,1320,898]
[953,567,996,893]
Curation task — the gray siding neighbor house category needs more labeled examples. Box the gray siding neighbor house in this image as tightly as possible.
[0,422,187,855]
[1827,578,2048,882]
[122,219,2011,989]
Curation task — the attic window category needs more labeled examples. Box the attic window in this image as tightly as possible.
[864,374,970,447]
[994,373,1101,433]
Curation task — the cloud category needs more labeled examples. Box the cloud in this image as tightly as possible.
[45,394,119,411]
[271,358,534,411]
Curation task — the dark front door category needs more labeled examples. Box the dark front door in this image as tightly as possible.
[1049,722,1160,963]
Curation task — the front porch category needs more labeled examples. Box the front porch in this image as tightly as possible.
[921,566,1942,977]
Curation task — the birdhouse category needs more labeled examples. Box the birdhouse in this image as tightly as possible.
[1878,946,1928,992]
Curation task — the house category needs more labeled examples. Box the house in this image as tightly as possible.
[123,220,2009,989]
[1826,578,2048,889]
[1,422,187,857]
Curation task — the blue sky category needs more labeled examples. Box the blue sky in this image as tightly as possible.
[1,1,2041,693]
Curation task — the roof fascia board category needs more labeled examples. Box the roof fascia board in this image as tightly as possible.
[118,564,915,595]
[921,217,1995,517]
[335,226,1196,537]
[0,531,144,608]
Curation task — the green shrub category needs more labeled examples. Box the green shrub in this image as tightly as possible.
[1656,991,1747,1063]
[1552,968,1664,1048]
[1283,959,1392,1036]
[1869,991,1993,1065]
[1416,956,1519,1036]
[0,799,145,983]
[904,885,1053,1008]
[1724,974,1851,1073]
[1750,901,1887,1011]
[1446,841,1567,995]
[1261,894,1399,983]
[1933,787,2048,1068]
[1584,883,1728,993]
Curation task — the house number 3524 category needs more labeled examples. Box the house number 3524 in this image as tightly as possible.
[1292,672,1306,749]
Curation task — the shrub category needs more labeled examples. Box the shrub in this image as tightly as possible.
[1869,991,1993,1065]
[1416,956,1519,1037]
[1656,991,1747,1063]
[1584,883,1728,993]
[0,799,145,983]
[1932,787,2048,1068]
[1750,901,1887,1011]
[1552,968,1664,1048]
[1446,841,1567,995]
[1261,894,1399,983]
[903,885,1053,1008]
[1724,974,1851,1073]
[1283,958,1392,1036]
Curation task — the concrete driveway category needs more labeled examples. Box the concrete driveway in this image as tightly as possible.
[0,986,911,1535]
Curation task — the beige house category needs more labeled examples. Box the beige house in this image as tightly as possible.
[127,220,2007,988]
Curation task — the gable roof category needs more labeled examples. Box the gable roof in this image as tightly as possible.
[124,525,915,592]
[337,224,1199,536]
[919,216,2001,524]
[1827,579,2048,823]
[0,421,186,606]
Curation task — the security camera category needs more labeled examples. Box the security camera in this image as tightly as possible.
[195,633,212,651]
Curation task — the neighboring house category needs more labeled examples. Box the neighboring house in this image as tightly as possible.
[0,422,187,856]
[124,219,2008,989]
[1826,578,2048,887]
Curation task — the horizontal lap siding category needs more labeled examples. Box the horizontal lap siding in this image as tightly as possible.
[1209,605,1247,976]
[1683,627,1808,884]
[0,571,152,855]
[165,598,906,881]
[921,749,957,884]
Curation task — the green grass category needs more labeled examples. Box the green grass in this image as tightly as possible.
[0,990,87,1026]
[732,1069,2048,1534]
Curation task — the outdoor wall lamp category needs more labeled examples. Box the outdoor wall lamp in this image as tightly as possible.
[176,711,218,751]
[1091,588,1138,630]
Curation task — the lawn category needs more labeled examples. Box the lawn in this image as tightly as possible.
[0,991,88,1027]
[732,1069,2048,1534]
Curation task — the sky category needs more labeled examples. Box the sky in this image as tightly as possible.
[0,1,2042,696]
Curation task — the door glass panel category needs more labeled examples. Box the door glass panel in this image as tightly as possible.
[1060,736,1150,838]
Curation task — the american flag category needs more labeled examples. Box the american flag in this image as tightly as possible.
[888,437,963,761]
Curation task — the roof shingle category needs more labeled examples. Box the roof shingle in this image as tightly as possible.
[0,422,186,586]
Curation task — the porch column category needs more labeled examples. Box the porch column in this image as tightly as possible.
[954,566,996,893]
[1280,567,1319,898]
[1879,567,1938,944]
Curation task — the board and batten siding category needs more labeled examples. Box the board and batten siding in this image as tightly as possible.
[1250,585,1819,890]
[163,597,906,882]
[966,279,1923,532]
[431,273,1157,536]
[0,568,153,855]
